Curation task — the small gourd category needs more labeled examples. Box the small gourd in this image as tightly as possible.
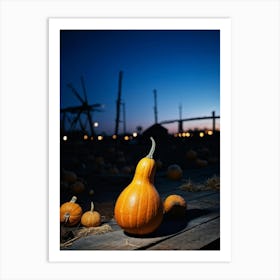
[186,149,197,161]
[71,180,85,194]
[167,164,183,180]
[108,166,119,175]
[163,194,187,219]
[121,166,132,174]
[62,169,77,184]
[60,196,82,226]
[114,137,163,235]
[81,202,101,227]
[195,158,208,168]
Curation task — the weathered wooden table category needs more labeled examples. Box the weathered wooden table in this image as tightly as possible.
[62,187,220,250]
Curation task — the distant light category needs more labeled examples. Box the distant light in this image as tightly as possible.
[84,135,88,140]
[207,130,213,136]
[112,134,117,140]
[97,135,103,141]
[132,132,138,137]
[93,122,99,127]
[90,136,94,140]
[62,135,68,141]
[186,132,191,137]
[199,132,204,137]
[124,135,129,141]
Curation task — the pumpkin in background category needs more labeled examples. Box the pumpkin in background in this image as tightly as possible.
[186,149,197,161]
[81,202,101,227]
[70,181,85,194]
[121,166,132,175]
[163,194,187,219]
[195,158,208,168]
[114,137,163,235]
[167,164,183,180]
[60,196,82,226]
[155,159,163,170]
[95,156,105,166]
[108,166,119,175]
[62,169,77,184]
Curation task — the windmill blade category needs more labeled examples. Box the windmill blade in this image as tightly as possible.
[80,76,88,103]
[61,105,85,114]
[65,114,72,124]
[88,103,105,111]
[70,109,83,129]
[83,117,89,132]
[91,103,103,108]
[86,109,95,136]
[60,112,73,131]
[78,117,87,132]
[67,83,85,104]
[92,108,104,113]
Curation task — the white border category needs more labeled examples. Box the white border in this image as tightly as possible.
[49,17,231,262]
[1,1,279,279]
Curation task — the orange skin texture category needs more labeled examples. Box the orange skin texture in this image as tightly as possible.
[60,200,82,226]
[114,157,163,235]
[167,164,183,180]
[164,195,187,212]
[62,170,77,184]
[71,181,85,194]
[81,211,101,227]
[163,195,187,219]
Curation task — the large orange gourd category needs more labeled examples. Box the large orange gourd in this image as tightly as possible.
[114,137,163,235]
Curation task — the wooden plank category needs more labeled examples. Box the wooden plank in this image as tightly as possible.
[64,211,219,250]
[146,217,220,250]
[63,192,220,250]
[160,190,219,204]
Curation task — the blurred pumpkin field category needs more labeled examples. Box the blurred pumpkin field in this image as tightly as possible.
[60,132,220,248]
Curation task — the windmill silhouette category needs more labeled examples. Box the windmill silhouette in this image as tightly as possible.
[61,76,104,137]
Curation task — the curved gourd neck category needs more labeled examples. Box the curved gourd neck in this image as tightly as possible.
[132,137,156,184]
[145,137,155,159]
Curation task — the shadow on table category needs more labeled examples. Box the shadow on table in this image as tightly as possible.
[125,208,211,238]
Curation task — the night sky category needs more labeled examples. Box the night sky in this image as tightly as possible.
[60,30,220,135]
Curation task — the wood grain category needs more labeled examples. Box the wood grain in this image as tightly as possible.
[63,191,220,250]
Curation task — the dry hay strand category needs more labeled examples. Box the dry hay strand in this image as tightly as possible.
[60,223,112,248]
[179,175,220,192]
[205,175,220,190]
[179,178,205,192]
[74,223,113,238]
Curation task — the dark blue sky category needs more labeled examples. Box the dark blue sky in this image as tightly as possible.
[60,30,220,135]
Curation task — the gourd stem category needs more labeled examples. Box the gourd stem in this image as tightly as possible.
[90,201,94,212]
[70,196,77,203]
[146,137,156,159]
[64,212,70,223]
